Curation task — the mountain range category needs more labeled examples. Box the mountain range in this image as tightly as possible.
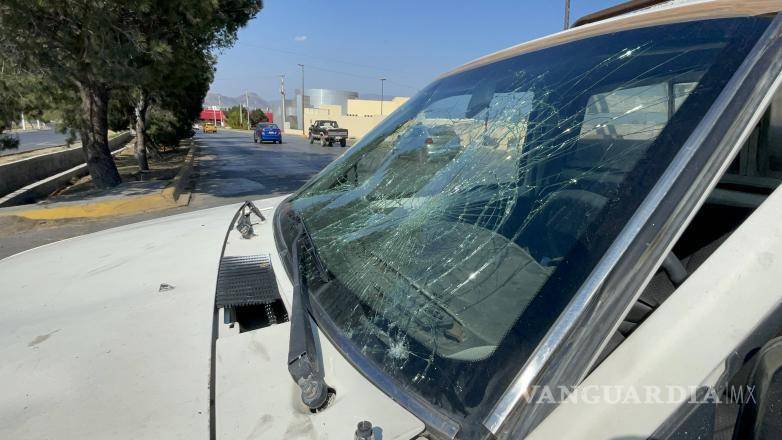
[203,92,271,110]
[204,90,403,110]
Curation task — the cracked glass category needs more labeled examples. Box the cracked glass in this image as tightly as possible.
[277,17,771,426]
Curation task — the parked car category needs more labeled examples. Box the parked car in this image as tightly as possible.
[202,122,217,133]
[254,122,282,144]
[4,2,782,440]
[308,120,348,147]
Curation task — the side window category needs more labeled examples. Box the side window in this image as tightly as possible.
[604,90,782,351]
[580,81,697,141]
[730,91,782,180]
[559,81,699,196]
[595,84,782,439]
[581,83,670,141]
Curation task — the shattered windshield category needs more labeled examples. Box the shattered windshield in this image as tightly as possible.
[278,17,770,425]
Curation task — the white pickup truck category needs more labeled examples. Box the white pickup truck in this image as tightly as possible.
[3,1,782,439]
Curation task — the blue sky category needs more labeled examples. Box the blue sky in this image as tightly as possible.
[212,0,622,100]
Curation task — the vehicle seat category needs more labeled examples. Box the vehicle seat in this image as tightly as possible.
[595,233,731,365]
[515,189,608,264]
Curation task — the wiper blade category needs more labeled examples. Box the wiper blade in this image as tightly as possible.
[285,211,330,282]
[287,221,332,410]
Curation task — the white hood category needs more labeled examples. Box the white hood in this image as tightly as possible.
[0,196,425,440]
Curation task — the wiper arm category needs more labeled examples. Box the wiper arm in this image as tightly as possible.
[287,221,332,410]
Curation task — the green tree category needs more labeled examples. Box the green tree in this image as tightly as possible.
[0,58,53,133]
[225,106,244,129]
[0,2,144,187]
[126,0,262,170]
[224,106,266,129]
[107,89,135,133]
[0,0,263,187]
[146,52,216,149]
[249,109,269,126]
[0,58,70,150]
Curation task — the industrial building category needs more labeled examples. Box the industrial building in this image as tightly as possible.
[269,87,410,138]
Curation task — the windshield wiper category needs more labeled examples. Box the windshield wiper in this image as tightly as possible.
[287,220,332,410]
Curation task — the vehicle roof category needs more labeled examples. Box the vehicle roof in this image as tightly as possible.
[442,0,782,78]
[572,0,676,27]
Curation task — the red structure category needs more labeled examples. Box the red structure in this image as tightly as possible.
[199,108,226,125]
[264,112,273,124]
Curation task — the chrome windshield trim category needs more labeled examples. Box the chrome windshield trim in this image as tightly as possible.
[485,12,782,437]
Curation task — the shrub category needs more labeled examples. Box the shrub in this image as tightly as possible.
[0,135,20,151]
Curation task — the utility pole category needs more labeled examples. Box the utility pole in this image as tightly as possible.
[218,96,223,126]
[245,91,250,129]
[238,101,243,129]
[297,64,304,132]
[279,75,286,133]
[380,78,386,116]
[564,0,571,30]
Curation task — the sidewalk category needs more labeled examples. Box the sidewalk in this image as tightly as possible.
[0,141,198,221]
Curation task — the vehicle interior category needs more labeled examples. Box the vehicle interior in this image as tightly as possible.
[594,85,782,440]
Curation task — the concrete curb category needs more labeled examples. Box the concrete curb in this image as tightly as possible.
[164,143,199,204]
[0,131,132,199]
[0,142,198,221]
[0,136,133,208]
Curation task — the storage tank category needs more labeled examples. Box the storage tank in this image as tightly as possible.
[304,89,359,114]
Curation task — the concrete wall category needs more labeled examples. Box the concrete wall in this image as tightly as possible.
[347,97,409,117]
[303,96,411,139]
[0,132,132,199]
[303,108,385,139]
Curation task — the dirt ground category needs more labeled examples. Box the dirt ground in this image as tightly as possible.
[52,142,190,199]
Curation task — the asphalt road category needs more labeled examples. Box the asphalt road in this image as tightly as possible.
[0,129,71,156]
[189,129,348,209]
[0,129,349,259]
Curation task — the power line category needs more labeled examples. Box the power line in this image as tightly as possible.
[213,69,421,91]
[240,42,406,75]
[304,64,421,91]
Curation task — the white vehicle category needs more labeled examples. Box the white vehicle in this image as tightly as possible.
[3,1,782,439]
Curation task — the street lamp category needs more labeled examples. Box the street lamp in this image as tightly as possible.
[298,64,304,133]
[564,0,571,30]
[279,75,286,133]
[380,78,386,116]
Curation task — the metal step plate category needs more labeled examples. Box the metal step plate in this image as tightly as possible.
[215,255,282,308]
